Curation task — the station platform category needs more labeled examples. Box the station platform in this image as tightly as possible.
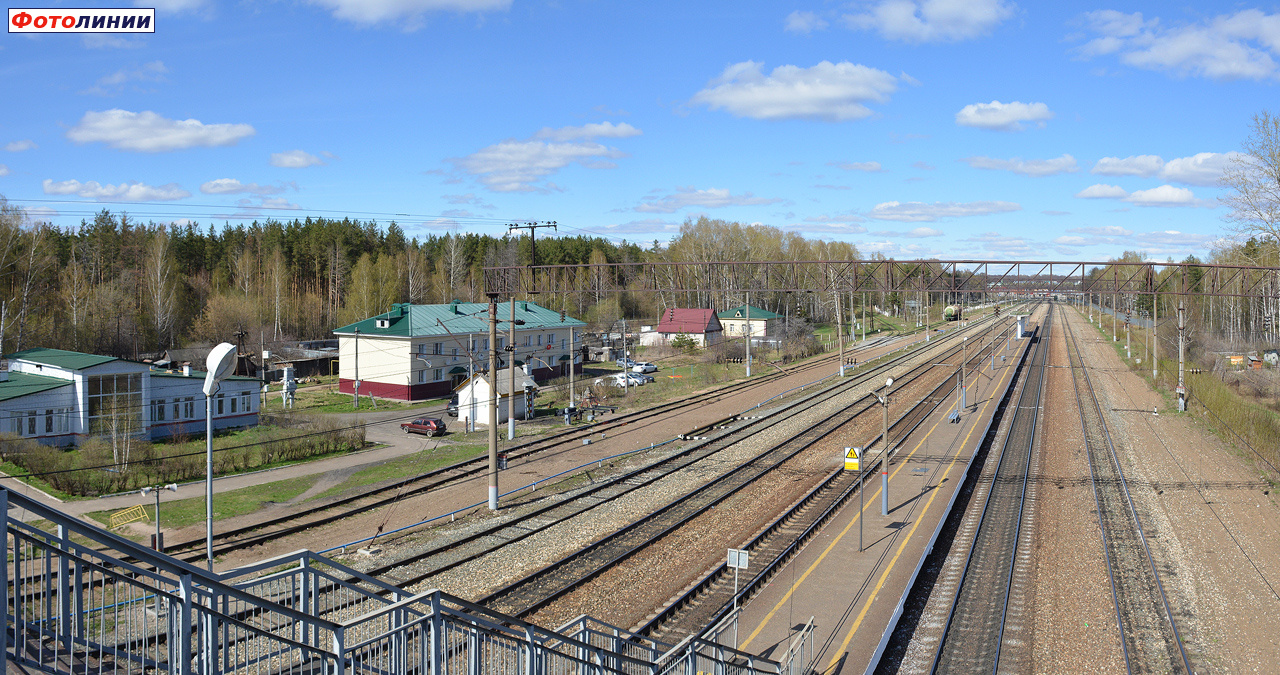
[733,322,1035,674]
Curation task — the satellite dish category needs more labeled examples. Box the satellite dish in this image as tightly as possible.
[203,342,237,396]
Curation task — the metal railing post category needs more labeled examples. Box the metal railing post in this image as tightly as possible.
[179,573,195,675]
[0,489,8,666]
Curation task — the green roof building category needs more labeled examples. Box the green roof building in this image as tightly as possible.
[333,301,586,402]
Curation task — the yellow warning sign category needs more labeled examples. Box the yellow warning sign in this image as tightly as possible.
[844,447,861,472]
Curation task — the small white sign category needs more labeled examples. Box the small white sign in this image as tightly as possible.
[727,548,749,569]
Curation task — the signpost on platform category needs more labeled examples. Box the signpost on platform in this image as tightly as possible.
[847,447,864,552]
[727,548,749,649]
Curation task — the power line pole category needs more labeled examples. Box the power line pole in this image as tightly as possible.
[488,296,499,510]
[507,220,558,269]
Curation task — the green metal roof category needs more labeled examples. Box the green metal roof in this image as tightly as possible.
[333,301,586,338]
[151,370,258,383]
[717,305,782,320]
[7,347,118,371]
[0,372,74,402]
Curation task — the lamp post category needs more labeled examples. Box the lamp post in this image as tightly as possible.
[877,377,894,516]
[203,342,237,571]
[141,483,178,552]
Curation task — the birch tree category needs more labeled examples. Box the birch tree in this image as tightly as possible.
[145,230,178,348]
[1222,110,1280,253]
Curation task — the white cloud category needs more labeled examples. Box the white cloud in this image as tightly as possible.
[0,165,9,177]
[67,109,254,152]
[200,178,292,195]
[1054,235,1090,246]
[866,200,1021,222]
[1075,183,1129,199]
[308,0,511,27]
[1091,154,1164,177]
[1078,9,1280,80]
[964,231,1038,255]
[906,226,944,237]
[270,150,326,168]
[453,141,622,192]
[785,10,828,34]
[912,161,935,170]
[81,60,167,96]
[691,60,898,122]
[1159,152,1238,186]
[5,140,36,152]
[42,178,190,201]
[451,123,641,192]
[961,154,1078,176]
[1125,184,1198,207]
[598,218,684,236]
[955,100,1053,131]
[1070,225,1133,237]
[635,187,781,213]
[844,0,1014,43]
[443,193,494,208]
[25,206,58,222]
[533,122,641,142]
[831,161,883,172]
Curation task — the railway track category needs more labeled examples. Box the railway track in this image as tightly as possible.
[928,303,1052,673]
[159,340,875,563]
[366,316,1010,594]
[635,323,1019,643]
[461,315,1020,626]
[1061,306,1192,674]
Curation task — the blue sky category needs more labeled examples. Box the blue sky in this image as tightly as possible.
[2,1,1276,261]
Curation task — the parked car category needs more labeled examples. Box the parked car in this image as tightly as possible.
[635,373,656,383]
[615,357,637,369]
[594,372,646,388]
[401,418,447,436]
[447,393,459,417]
[631,362,657,373]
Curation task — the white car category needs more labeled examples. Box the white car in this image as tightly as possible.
[631,362,657,373]
[594,372,646,388]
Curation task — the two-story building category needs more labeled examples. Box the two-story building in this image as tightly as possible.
[0,348,260,447]
[333,301,587,401]
[717,304,782,339]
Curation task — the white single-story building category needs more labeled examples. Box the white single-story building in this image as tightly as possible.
[640,308,723,347]
[333,301,587,401]
[0,347,260,447]
[456,370,538,428]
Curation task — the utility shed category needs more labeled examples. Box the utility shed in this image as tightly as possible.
[455,371,537,428]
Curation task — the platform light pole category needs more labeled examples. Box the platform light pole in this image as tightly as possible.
[877,377,893,516]
[203,342,237,571]
[488,296,499,510]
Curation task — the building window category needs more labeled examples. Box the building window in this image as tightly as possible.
[57,408,70,434]
[27,412,36,436]
[154,399,166,422]
[548,333,555,346]
[524,335,530,346]
[217,395,224,416]
[44,410,53,434]
[174,401,180,421]
[433,342,443,355]
[88,373,142,437]
[242,395,250,412]
[433,368,442,381]
[497,337,505,350]
[231,397,237,414]
[417,343,426,355]
[537,335,543,345]
[452,347,458,357]
[418,370,426,383]
[184,398,194,419]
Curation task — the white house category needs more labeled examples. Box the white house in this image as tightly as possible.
[333,301,586,401]
[0,347,260,447]
[717,305,782,339]
[455,370,537,428]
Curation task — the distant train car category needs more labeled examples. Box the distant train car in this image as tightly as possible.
[944,305,962,321]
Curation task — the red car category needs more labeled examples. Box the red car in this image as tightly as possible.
[401,418,447,436]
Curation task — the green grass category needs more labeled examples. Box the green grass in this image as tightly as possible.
[85,474,319,530]
[313,443,489,499]
[263,388,446,414]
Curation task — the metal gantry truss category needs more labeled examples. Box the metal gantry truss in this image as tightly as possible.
[483,259,1279,299]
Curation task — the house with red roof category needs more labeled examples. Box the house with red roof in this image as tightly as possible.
[639,308,723,347]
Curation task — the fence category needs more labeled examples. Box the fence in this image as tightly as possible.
[3,487,811,674]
